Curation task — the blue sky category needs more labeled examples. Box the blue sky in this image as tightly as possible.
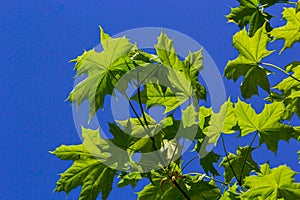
[1,1,299,199]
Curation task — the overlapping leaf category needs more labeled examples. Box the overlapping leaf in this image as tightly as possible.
[204,99,237,146]
[68,28,134,120]
[273,62,300,119]
[234,100,296,153]
[242,164,300,199]
[271,7,300,53]
[220,146,259,184]
[224,24,274,99]
[226,0,273,36]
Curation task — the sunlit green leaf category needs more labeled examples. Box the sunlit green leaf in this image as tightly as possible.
[242,164,300,199]
[234,100,295,153]
[204,99,237,146]
[68,37,134,120]
[271,7,300,53]
[224,24,274,99]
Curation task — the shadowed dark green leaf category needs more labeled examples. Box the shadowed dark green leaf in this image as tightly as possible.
[220,146,259,184]
[200,151,221,176]
[226,0,272,36]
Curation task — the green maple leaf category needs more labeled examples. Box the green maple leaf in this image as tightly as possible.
[204,99,237,146]
[200,151,221,176]
[68,29,134,120]
[234,100,296,153]
[242,164,300,199]
[271,7,300,53]
[55,159,116,200]
[226,0,273,36]
[220,146,259,184]
[52,128,116,200]
[224,24,274,99]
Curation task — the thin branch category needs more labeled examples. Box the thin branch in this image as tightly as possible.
[238,132,258,184]
[135,70,191,199]
[260,62,300,83]
[181,155,199,172]
[221,134,243,186]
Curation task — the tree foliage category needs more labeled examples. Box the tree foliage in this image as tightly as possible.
[52,1,300,199]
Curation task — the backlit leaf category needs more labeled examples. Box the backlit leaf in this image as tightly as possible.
[242,164,300,199]
[271,7,300,53]
[224,24,274,99]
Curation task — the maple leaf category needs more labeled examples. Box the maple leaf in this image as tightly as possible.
[220,146,259,184]
[234,100,296,153]
[51,127,116,200]
[55,159,116,200]
[271,7,300,53]
[224,24,274,99]
[242,164,300,199]
[226,0,273,36]
[68,28,134,120]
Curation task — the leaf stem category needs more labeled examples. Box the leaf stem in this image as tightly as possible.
[260,62,300,83]
[221,134,242,186]
[181,155,199,172]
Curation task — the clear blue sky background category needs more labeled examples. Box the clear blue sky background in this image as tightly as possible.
[1,1,299,199]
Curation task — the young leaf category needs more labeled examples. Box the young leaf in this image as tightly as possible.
[226,0,272,36]
[224,24,274,99]
[220,146,259,184]
[234,100,296,153]
[68,37,134,120]
[242,164,300,199]
[271,7,300,53]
